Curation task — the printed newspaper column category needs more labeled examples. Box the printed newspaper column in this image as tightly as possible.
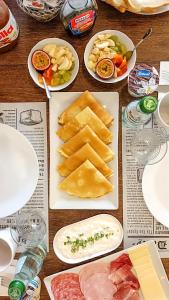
[0,102,48,252]
[122,110,169,258]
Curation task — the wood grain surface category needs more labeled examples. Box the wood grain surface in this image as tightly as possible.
[1,0,169,299]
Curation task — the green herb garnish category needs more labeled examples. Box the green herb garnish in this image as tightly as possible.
[64,229,114,254]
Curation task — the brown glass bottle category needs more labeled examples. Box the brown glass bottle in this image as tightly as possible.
[60,0,98,37]
[0,0,19,53]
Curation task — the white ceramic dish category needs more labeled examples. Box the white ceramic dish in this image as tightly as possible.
[44,240,169,300]
[84,30,136,83]
[139,5,169,15]
[157,92,169,128]
[0,124,39,218]
[49,91,119,210]
[28,38,79,91]
[53,214,123,264]
[142,141,169,228]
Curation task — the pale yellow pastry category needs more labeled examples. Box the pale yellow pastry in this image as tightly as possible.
[58,125,114,162]
[125,0,169,12]
[59,160,113,198]
[58,143,113,178]
[103,0,127,12]
[58,90,113,127]
[57,107,112,144]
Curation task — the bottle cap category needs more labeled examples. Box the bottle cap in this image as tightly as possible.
[139,96,158,114]
[8,280,26,299]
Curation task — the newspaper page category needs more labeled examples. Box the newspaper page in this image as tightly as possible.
[122,113,169,258]
[0,102,48,252]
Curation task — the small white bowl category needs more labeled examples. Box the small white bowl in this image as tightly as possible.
[28,38,79,91]
[53,214,123,264]
[84,30,136,84]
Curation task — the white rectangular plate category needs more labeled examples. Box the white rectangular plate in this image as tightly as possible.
[49,92,119,210]
[44,241,169,300]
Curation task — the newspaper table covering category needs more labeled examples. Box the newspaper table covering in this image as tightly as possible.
[122,112,169,258]
[0,102,48,252]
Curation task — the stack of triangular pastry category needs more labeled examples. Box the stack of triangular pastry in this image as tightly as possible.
[56,91,114,198]
[101,0,169,13]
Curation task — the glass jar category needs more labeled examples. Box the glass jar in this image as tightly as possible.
[60,0,98,36]
[16,0,64,22]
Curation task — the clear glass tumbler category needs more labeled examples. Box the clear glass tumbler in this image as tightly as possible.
[130,127,168,165]
[10,211,46,249]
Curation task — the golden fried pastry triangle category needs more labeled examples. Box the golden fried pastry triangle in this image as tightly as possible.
[59,160,113,198]
[57,106,112,144]
[58,143,113,178]
[58,125,114,162]
[58,90,113,127]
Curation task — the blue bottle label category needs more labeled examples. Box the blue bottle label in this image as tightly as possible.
[136,69,151,78]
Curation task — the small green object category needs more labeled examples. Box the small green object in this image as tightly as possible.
[139,96,158,114]
[8,280,26,300]
[109,35,119,43]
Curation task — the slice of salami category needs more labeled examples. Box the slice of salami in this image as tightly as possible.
[51,273,85,300]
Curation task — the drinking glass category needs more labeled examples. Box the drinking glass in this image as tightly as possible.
[10,211,46,249]
[130,127,168,165]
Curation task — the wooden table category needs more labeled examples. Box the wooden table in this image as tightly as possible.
[1,0,169,298]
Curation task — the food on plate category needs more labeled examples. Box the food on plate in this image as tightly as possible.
[128,63,159,97]
[96,58,115,79]
[58,90,113,127]
[101,0,169,13]
[51,252,140,300]
[129,245,167,300]
[32,43,75,86]
[32,50,51,71]
[53,215,123,261]
[51,273,85,300]
[56,91,114,199]
[88,33,128,79]
[59,125,114,162]
[57,106,112,144]
[59,160,113,198]
[58,143,113,178]
[80,253,140,300]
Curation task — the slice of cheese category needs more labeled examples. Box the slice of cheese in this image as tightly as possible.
[129,245,167,300]
[58,125,114,162]
[57,107,112,144]
[58,143,113,178]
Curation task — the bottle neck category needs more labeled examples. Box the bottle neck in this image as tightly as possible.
[8,280,26,300]
[68,0,88,10]
[138,96,157,114]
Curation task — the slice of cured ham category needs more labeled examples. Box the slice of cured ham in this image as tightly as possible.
[110,253,133,271]
[51,273,85,300]
[79,262,110,288]
[81,272,117,300]
[109,254,140,290]
[113,283,140,300]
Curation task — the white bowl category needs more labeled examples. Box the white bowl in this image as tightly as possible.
[53,214,123,264]
[84,30,136,83]
[0,124,39,218]
[157,92,169,128]
[28,38,79,91]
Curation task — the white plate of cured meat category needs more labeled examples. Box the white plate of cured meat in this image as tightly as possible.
[44,240,169,300]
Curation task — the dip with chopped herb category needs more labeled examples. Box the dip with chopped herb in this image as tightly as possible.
[53,214,123,261]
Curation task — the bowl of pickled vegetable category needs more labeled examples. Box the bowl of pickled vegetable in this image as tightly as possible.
[28,38,79,91]
[84,30,136,83]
